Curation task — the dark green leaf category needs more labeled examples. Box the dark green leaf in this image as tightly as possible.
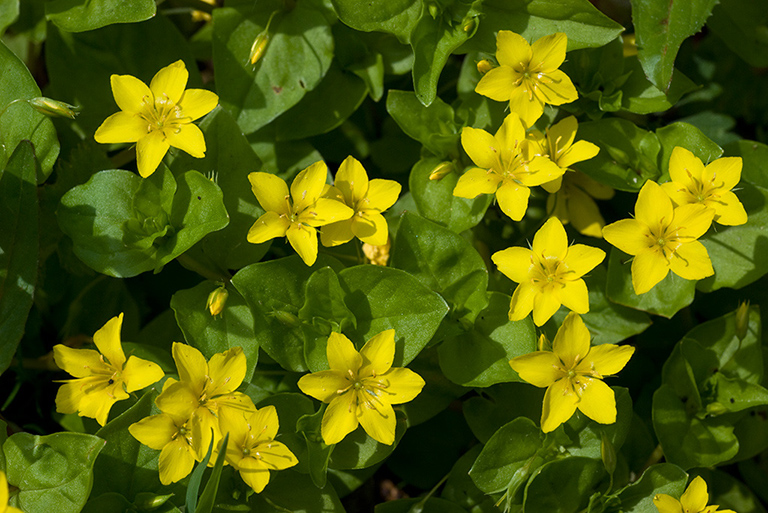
[296,407,334,488]
[441,445,499,513]
[329,410,408,470]
[463,383,545,443]
[251,470,345,512]
[726,139,768,189]
[375,497,467,513]
[616,463,687,513]
[195,433,229,513]
[694,468,768,513]
[656,122,723,178]
[708,0,768,68]
[330,0,422,44]
[386,90,460,158]
[523,457,605,513]
[45,0,155,32]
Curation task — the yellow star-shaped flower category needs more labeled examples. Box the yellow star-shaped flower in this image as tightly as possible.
[476,31,578,127]
[492,217,605,326]
[530,116,600,193]
[661,147,747,226]
[510,312,634,432]
[129,407,197,485]
[298,330,425,446]
[321,156,401,247]
[453,112,564,221]
[53,313,164,426]
[654,476,735,513]
[247,161,354,266]
[602,180,715,295]
[95,60,219,178]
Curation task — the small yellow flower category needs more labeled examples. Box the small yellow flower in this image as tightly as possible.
[475,31,578,127]
[547,171,615,238]
[320,156,401,247]
[94,60,219,178]
[453,112,564,221]
[219,405,298,493]
[530,116,600,193]
[654,476,735,513]
[661,147,747,226]
[298,330,425,446]
[53,313,164,426]
[0,472,22,513]
[155,343,256,460]
[492,217,605,326]
[602,180,715,295]
[247,161,354,266]
[510,312,634,432]
[129,409,197,485]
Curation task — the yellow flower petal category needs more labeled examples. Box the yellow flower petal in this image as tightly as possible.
[291,161,328,213]
[129,413,178,450]
[631,250,670,295]
[53,346,109,378]
[654,494,685,513]
[78,380,127,426]
[122,355,164,393]
[541,377,579,432]
[518,156,564,187]
[136,130,170,178]
[566,186,605,238]
[247,211,291,244]
[681,476,709,513]
[110,74,152,113]
[492,246,533,284]
[191,406,220,459]
[298,370,349,403]
[55,379,89,415]
[558,140,600,169]
[248,172,291,216]
[359,329,395,377]
[172,342,208,393]
[155,380,200,419]
[377,367,425,404]
[178,89,219,121]
[212,392,256,413]
[496,30,532,68]
[207,346,246,397]
[453,167,503,198]
[577,377,616,424]
[508,85,544,128]
[532,288,562,326]
[553,313,591,369]
[286,223,318,266]
[548,116,578,152]
[562,244,605,278]
[669,147,705,184]
[669,240,714,281]
[247,405,280,442]
[301,198,355,228]
[475,66,517,102]
[352,211,389,246]
[165,123,206,158]
[358,400,397,445]
[531,217,568,261]
[635,180,673,229]
[531,32,567,70]
[327,332,363,372]
[322,393,359,445]
[496,180,530,221]
[92,313,126,368]
[706,156,742,191]
[673,203,714,240]
[320,219,355,247]
[559,279,589,314]
[602,219,650,256]
[509,282,536,321]
[712,190,747,226]
[254,439,298,470]
[335,155,369,205]
[158,437,195,485]
[94,111,147,144]
[461,127,499,169]
[495,113,527,154]
[580,344,634,377]
[219,405,250,451]
[366,179,402,212]
[237,457,271,493]
[150,60,188,104]
[536,69,578,106]
[509,351,562,387]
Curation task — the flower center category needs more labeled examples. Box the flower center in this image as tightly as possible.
[140,93,189,135]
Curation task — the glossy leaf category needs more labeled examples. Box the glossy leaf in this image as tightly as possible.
[656,122,723,178]
[386,90,460,159]
[45,0,155,32]
[523,457,605,513]
[616,464,687,513]
[330,0,422,43]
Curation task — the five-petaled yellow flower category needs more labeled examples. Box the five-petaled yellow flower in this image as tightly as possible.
[129,404,197,485]
[155,343,256,460]
[492,217,605,326]
[247,161,354,266]
[547,171,615,238]
[53,313,164,426]
[298,330,425,446]
[531,116,600,193]
[219,405,298,493]
[602,180,715,295]
[321,156,401,247]
[453,112,563,221]
[0,472,23,513]
[654,476,735,513]
[661,147,747,226]
[510,312,634,432]
[95,60,219,178]
[476,31,578,127]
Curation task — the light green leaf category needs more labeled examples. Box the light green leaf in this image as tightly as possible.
[0,0,19,34]
[330,0,422,44]
[386,90,460,159]
[45,0,155,32]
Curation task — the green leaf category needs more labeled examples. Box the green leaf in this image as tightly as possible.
[707,373,768,413]
[296,407,334,488]
[330,0,422,44]
[694,468,768,513]
[559,388,634,459]
[619,59,698,115]
[212,1,334,134]
[725,139,768,189]
[400,346,467,427]
[605,248,696,318]
[439,292,536,387]
[0,40,59,179]
[708,0,768,68]
[0,142,38,376]
[523,457,605,513]
[632,0,717,91]
[4,431,105,513]
[386,90,460,159]
[409,157,492,232]
[337,265,449,366]
[185,434,214,513]
[698,184,768,291]
[463,383,544,443]
[169,107,268,270]
[458,0,624,54]
[375,497,467,513]
[0,0,19,34]
[469,417,544,494]
[195,433,229,513]
[329,410,407,470]
[170,281,259,381]
[45,0,155,32]
[440,445,499,513]
[656,122,723,178]
[251,471,346,512]
[232,255,344,372]
[81,493,132,513]
[616,463,687,513]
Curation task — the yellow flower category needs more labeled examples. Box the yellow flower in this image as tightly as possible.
[53,313,164,426]
[297,330,425,446]
[547,171,615,238]
[129,408,197,485]
[654,476,735,513]
[453,112,564,221]
[0,472,22,513]
[530,116,600,193]
[492,217,605,326]
[475,31,578,127]
[94,60,219,178]
[320,156,401,247]
[661,147,747,226]
[219,405,298,493]
[247,161,354,266]
[155,343,256,460]
[602,180,715,295]
[510,312,634,432]
[363,237,391,266]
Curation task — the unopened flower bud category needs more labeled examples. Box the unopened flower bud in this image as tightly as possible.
[429,161,454,181]
[27,97,80,119]
[206,285,228,317]
[476,59,494,75]
[601,433,616,475]
[271,310,300,327]
[428,3,440,18]
[622,34,638,58]
[537,333,552,352]
[462,17,477,33]
[363,237,391,266]
[706,401,728,416]
[134,492,174,511]
[736,301,750,340]
[249,32,270,65]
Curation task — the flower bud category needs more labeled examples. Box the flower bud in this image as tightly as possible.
[27,97,80,119]
[429,161,454,181]
[462,17,477,33]
[601,434,616,475]
[622,34,638,58]
[428,3,440,18]
[537,334,552,352]
[706,401,728,416]
[476,59,494,75]
[206,285,228,317]
[363,237,391,266]
[271,310,300,327]
[133,492,174,511]
[736,300,750,340]
[249,32,270,65]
